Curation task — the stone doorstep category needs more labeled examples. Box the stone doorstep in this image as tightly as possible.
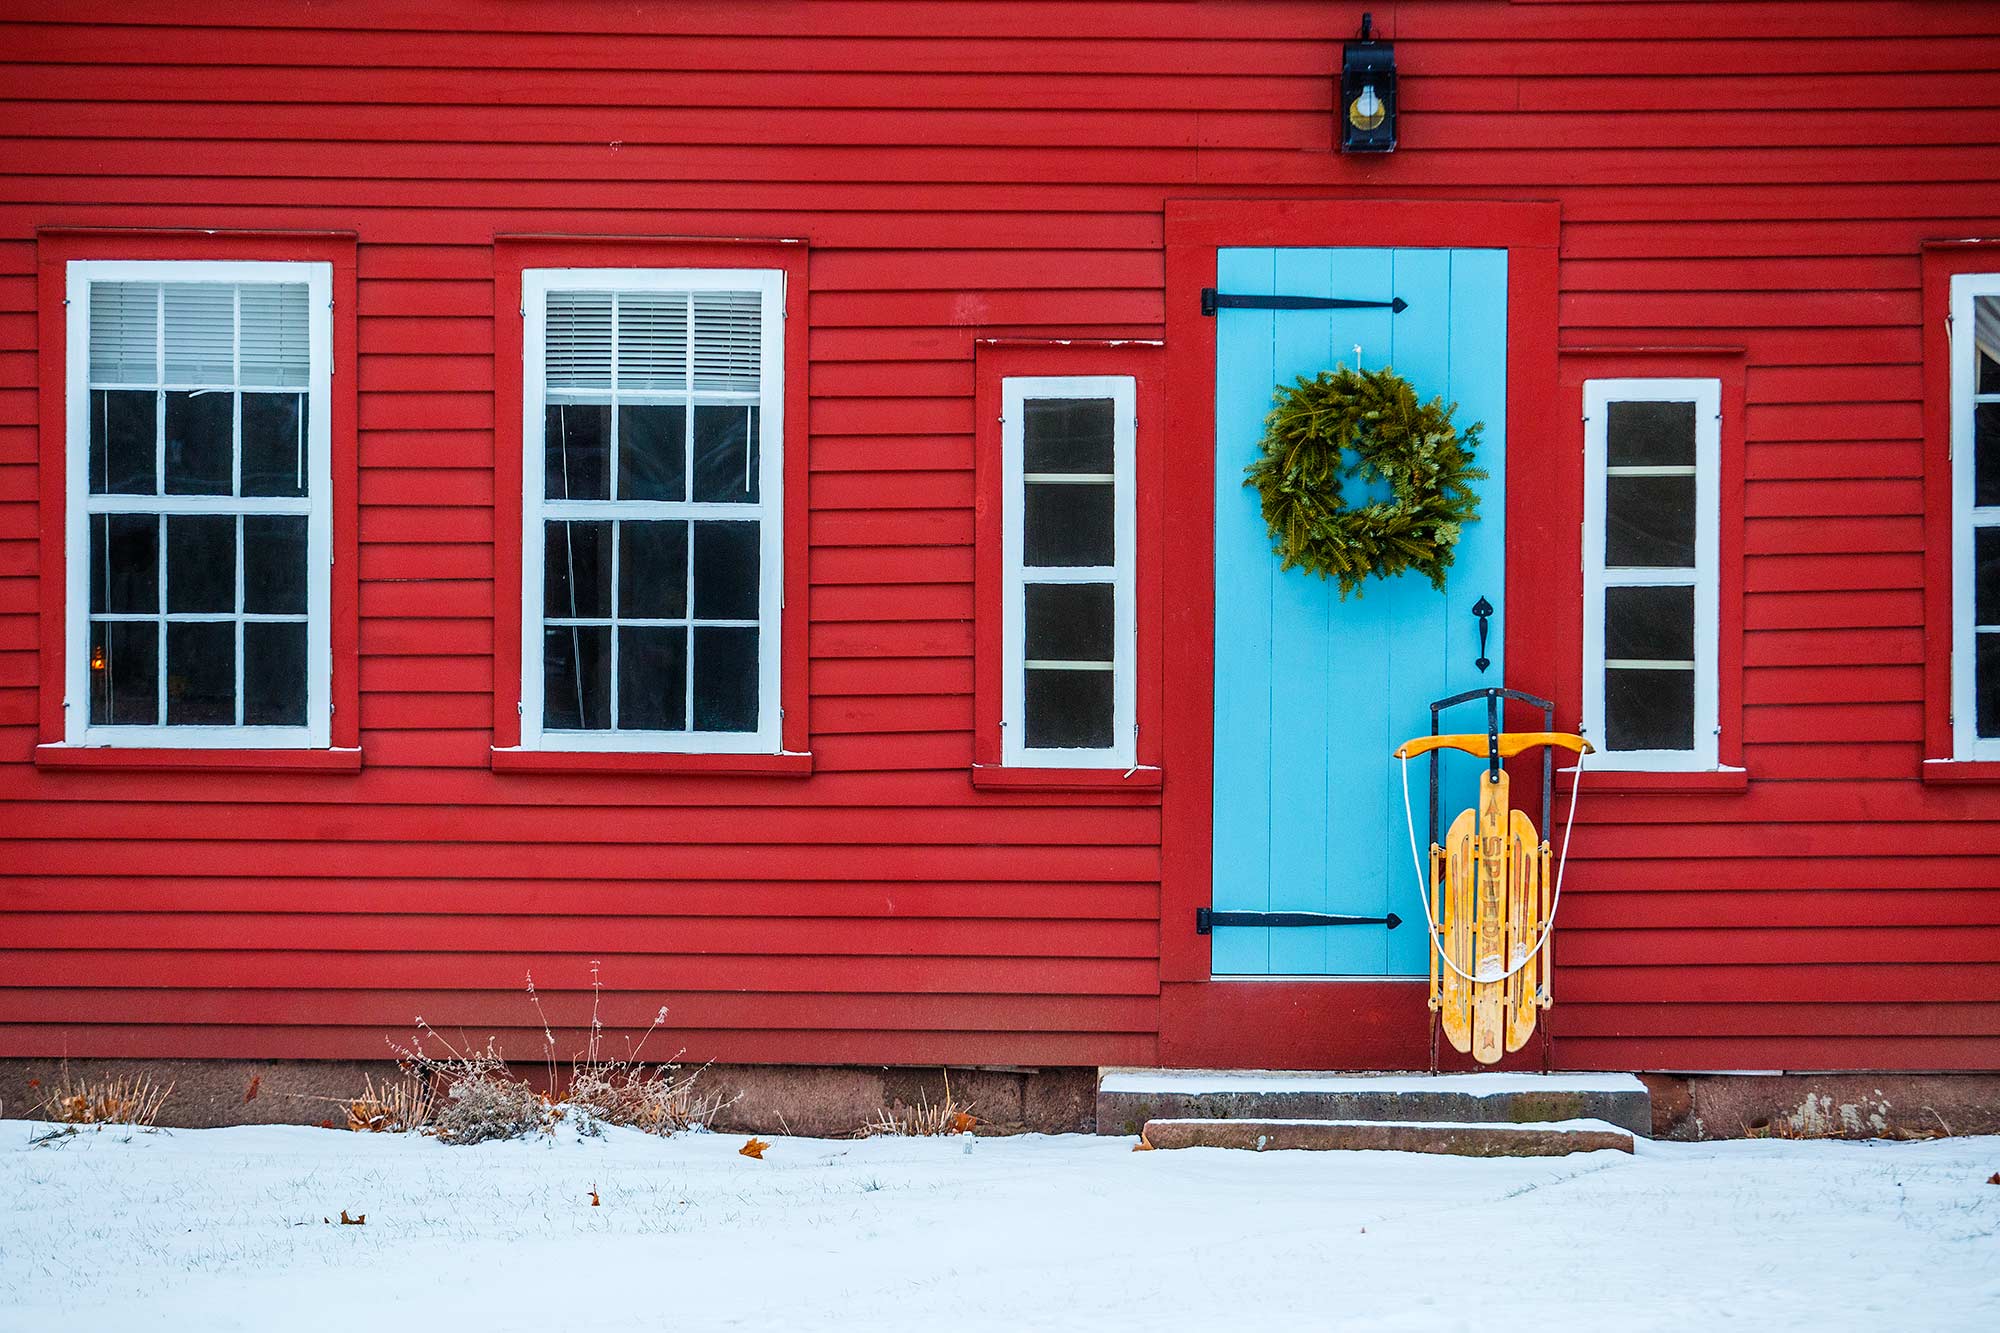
[1096,1069,1654,1138]
[1140,1117,1636,1157]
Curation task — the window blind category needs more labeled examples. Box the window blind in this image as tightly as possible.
[615,293,688,390]
[693,291,762,392]
[88,281,310,386]
[545,290,613,389]
[88,282,161,384]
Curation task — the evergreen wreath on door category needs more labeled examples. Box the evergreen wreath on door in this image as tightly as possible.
[1244,364,1485,598]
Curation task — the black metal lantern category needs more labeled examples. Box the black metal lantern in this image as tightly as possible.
[1340,13,1397,153]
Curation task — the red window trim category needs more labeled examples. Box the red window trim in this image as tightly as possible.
[489,234,811,771]
[1920,240,2000,769]
[970,339,1166,793]
[1556,344,1750,782]
[32,227,362,763]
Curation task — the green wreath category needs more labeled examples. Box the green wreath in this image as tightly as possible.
[1244,364,1485,598]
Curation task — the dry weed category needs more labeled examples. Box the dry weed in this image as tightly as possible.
[862,1072,977,1138]
[30,1067,173,1129]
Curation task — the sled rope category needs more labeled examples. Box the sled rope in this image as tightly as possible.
[1398,746,1585,987]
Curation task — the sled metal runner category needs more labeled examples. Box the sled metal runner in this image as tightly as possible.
[1394,689,1591,1066]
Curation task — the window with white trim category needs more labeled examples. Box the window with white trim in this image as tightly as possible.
[64,260,332,748]
[1581,378,1719,770]
[1001,375,1136,768]
[1951,273,2000,758]
[520,269,784,753]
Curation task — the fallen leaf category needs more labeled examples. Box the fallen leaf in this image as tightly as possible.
[25,1079,39,1090]
[739,1136,770,1160]
[1988,1172,1999,1185]
[243,1075,261,1103]
[340,1210,366,1226]
[318,1119,334,1130]
[950,1110,978,1134]
[1132,1136,1155,1152]
[589,1186,601,1207]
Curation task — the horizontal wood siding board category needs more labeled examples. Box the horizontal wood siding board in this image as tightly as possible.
[0,2,1997,1069]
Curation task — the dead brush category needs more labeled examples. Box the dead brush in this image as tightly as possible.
[363,963,731,1143]
[344,1074,436,1134]
[30,1067,173,1129]
[861,1072,977,1138]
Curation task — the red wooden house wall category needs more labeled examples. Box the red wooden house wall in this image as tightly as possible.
[1,1,1997,1073]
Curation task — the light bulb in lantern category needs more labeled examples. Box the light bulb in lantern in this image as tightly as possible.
[1348,84,1386,132]
[90,643,106,671]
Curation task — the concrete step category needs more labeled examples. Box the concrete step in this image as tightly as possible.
[1098,1069,1652,1137]
[1140,1116,1635,1157]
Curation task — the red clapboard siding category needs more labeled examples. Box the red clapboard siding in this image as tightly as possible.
[0,1,1996,1075]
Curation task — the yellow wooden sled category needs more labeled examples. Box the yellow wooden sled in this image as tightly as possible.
[1394,689,1591,1066]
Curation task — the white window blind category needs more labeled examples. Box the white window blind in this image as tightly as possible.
[88,280,311,387]
[544,290,614,389]
[617,292,689,390]
[693,290,762,392]
[88,281,161,384]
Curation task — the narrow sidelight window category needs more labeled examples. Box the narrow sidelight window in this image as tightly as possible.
[1001,375,1136,767]
[1582,378,1720,770]
[520,269,783,753]
[1952,273,2000,758]
[65,261,332,747]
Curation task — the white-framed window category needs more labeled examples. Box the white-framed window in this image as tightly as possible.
[1951,272,2000,759]
[64,260,333,748]
[1581,378,1720,770]
[1000,375,1137,768]
[520,268,784,753]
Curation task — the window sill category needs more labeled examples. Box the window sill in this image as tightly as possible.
[970,764,1162,792]
[34,745,362,773]
[1920,759,2000,786]
[1557,766,1747,794]
[490,747,813,777]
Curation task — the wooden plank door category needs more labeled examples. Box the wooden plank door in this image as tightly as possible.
[1210,246,1508,977]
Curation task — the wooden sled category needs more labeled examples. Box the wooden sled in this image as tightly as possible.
[1395,689,1591,1066]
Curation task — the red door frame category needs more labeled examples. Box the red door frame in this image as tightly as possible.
[1159,198,1562,1069]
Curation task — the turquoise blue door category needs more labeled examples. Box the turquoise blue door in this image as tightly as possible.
[1211,247,1507,977]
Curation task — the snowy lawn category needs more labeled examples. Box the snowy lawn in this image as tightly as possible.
[2,1120,1996,1332]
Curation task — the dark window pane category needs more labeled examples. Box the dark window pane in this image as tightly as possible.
[1979,631,2000,739]
[1025,582,1115,662]
[92,513,158,614]
[244,515,308,615]
[242,392,306,497]
[166,514,235,614]
[693,520,760,620]
[164,390,233,495]
[166,621,235,725]
[1605,475,1695,568]
[618,403,686,501]
[692,404,758,503]
[692,625,758,731]
[619,520,688,619]
[1604,666,1694,752]
[1024,482,1115,567]
[1024,667,1114,749]
[1978,298,2000,396]
[90,620,158,725]
[1604,585,1695,662]
[1978,528,2000,627]
[618,626,688,730]
[1605,400,1696,468]
[1977,403,2000,509]
[544,520,612,619]
[244,621,308,726]
[543,625,611,729]
[90,390,156,495]
[1024,398,1115,474]
[544,402,610,500]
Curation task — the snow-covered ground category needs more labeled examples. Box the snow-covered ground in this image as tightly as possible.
[2,1119,1996,1331]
